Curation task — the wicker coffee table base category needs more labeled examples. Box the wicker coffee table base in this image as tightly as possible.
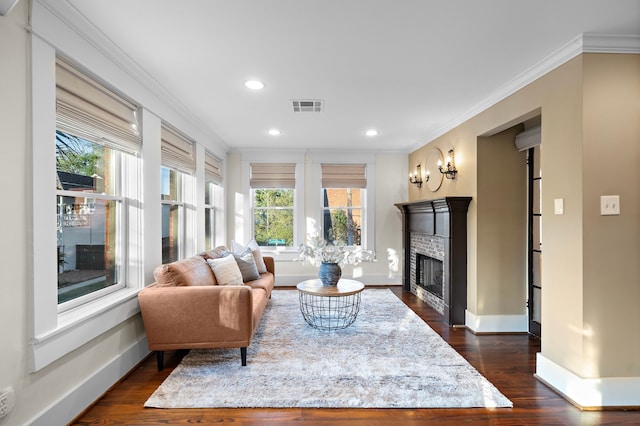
[298,291,362,331]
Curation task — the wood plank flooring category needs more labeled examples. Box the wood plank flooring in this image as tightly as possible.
[72,287,640,425]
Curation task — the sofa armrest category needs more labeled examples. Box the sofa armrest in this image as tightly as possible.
[138,285,255,350]
[263,256,275,276]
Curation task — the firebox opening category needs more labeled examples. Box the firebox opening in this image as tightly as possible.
[416,253,444,298]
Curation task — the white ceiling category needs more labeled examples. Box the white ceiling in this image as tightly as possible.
[59,0,640,152]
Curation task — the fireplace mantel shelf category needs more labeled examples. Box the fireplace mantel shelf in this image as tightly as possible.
[395,197,472,325]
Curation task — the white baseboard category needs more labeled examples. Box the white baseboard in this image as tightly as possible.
[27,336,150,426]
[465,310,528,333]
[275,274,401,287]
[535,353,640,408]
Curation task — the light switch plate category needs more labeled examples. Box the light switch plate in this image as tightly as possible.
[600,195,620,215]
[554,198,564,215]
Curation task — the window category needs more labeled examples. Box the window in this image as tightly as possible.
[56,132,123,306]
[55,58,141,309]
[205,151,224,250]
[161,124,195,263]
[321,164,366,246]
[250,163,295,247]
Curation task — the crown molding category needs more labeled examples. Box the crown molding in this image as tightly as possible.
[582,33,640,53]
[408,33,640,153]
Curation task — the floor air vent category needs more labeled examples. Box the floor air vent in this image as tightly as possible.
[292,99,323,112]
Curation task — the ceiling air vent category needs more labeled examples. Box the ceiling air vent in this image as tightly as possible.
[292,99,323,112]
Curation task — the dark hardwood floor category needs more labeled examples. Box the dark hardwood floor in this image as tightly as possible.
[72,287,640,425]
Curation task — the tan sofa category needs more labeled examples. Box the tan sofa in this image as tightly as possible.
[138,247,275,370]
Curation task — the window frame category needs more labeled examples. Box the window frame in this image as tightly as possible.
[251,187,297,248]
[161,165,188,262]
[31,43,143,372]
[321,187,366,247]
[310,154,376,253]
[204,181,223,250]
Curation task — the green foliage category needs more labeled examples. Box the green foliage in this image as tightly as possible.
[325,209,361,246]
[254,189,294,246]
[56,130,101,176]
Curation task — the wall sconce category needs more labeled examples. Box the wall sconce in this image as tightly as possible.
[438,149,458,179]
[409,164,429,188]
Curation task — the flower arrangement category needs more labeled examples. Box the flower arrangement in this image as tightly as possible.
[296,235,376,267]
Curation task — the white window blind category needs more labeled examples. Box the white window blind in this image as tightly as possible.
[55,58,141,154]
[161,124,195,173]
[205,151,223,183]
[250,163,296,188]
[321,163,366,188]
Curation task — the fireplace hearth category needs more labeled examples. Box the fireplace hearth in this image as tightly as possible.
[395,197,471,325]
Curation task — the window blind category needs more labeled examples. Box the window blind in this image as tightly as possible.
[250,163,296,188]
[321,163,366,188]
[55,58,141,154]
[205,151,223,183]
[161,124,195,173]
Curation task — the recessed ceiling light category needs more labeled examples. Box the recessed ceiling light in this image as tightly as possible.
[244,80,264,90]
[365,129,379,137]
[268,129,281,136]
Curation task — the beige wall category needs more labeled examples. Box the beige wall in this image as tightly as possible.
[477,126,527,316]
[581,53,640,377]
[410,53,640,379]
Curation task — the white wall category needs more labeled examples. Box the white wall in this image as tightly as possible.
[226,149,406,286]
[0,1,31,424]
[0,2,404,424]
[0,1,227,424]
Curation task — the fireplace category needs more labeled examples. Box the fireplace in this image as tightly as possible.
[416,253,444,298]
[395,197,471,325]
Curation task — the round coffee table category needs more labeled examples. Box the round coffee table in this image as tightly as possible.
[296,278,365,331]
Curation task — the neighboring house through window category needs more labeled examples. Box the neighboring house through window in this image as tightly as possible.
[321,163,367,246]
[161,124,196,263]
[55,58,141,310]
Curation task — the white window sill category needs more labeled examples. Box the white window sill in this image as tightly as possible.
[31,287,141,372]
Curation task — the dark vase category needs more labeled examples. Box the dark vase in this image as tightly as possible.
[318,262,341,286]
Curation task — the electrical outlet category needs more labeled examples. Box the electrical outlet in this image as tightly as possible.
[0,387,15,419]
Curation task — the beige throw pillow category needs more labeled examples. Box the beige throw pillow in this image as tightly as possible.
[206,255,244,286]
[232,239,267,274]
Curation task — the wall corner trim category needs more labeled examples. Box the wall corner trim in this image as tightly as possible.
[465,310,528,333]
[535,353,640,408]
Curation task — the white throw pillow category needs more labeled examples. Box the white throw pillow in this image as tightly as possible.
[231,239,267,274]
[206,255,244,286]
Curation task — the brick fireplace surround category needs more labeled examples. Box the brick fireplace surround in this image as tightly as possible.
[395,197,471,325]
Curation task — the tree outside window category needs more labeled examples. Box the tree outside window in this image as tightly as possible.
[253,188,294,247]
[323,188,362,246]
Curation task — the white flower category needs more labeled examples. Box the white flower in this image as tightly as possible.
[296,235,375,267]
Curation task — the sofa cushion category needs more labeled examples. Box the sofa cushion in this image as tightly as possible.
[224,249,261,282]
[232,239,267,274]
[207,255,244,286]
[153,256,215,287]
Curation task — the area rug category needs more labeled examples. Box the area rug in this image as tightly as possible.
[145,289,513,409]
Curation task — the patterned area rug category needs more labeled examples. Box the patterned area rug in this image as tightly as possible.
[145,289,513,408]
